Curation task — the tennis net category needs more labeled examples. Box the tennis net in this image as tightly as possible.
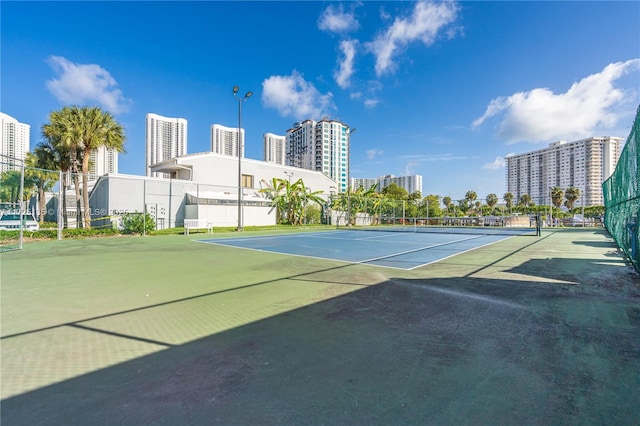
[337,216,538,236]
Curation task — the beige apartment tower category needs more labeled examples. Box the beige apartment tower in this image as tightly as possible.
[505,136,622,207]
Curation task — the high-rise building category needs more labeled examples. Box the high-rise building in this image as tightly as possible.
[88,145,118,179]
[286,118,352,192]
[505,136,623,207]
[211,124,244,157]
[350,174,423,195]
[0,112,30,172]
[146,113,187,177]
[263,133,286,165]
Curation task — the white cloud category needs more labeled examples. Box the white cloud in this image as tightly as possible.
[482,156,505,170]
[318,4,359,34]
[366,148,384,160]
[45,56,132,114]
[364,98,381,109]
[472,59,640,143]
[261,71,335,120]
[365,1,458,76]
[334,40,357,89]
[404,161,418,175]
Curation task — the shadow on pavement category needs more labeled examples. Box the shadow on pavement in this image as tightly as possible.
[2,266,639,425]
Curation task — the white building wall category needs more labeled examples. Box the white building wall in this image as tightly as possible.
[0,112,30,172]
[145,113,187,178]
[90,153,339,229]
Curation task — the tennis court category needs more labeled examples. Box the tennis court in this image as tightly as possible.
[200,227,534,269]
[1,228,639,425]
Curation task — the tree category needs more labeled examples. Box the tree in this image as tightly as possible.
[259,177,325,225]
[519,194,532,213]
[443,196,452,213]
[25,143,59,223]
[504,192,514,212]
[465,190,477,205]
[551,187,564,209]
[422,194,442,219]
[565,187,580,211]
[42,107,83,228]
[381,183,408,201]
[0,170,22,206]
[486,193,498,213]
[76,107,125,228]
[42,106,125,229]
[457,198,470,215]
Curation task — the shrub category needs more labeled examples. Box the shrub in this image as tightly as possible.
[122,213,156,234]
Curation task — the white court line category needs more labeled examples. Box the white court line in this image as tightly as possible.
[356,234,484,264]
[196,232,515,271]
[405,235,516,270]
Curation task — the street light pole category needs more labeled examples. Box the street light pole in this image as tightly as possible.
[233,85,252,232]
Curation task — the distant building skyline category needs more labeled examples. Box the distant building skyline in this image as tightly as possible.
[88,145,118,180]
[210,124,244,158]
[505,136,622,207]
[0,112,30,173]
[286,118,351,193]
[350,174,423,196]
[263,133,286,165]
[145,113,187,178]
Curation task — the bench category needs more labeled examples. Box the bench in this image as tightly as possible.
[184,219,213,235]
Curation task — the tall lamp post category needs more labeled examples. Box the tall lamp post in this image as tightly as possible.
[233,85,252,231]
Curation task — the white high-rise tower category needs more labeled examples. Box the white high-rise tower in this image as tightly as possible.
[211,124,243,157]
[0,112,30,172]
[146,113,187,177]
[263,133,286,165]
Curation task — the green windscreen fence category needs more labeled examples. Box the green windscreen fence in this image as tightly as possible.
[603,104,640,271]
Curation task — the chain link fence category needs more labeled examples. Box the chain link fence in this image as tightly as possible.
[603,105,640,271]
[2,152,611,250]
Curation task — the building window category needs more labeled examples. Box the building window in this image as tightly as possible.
[242,174,254,188]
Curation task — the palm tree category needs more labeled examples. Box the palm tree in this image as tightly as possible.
[465,190,477,205]
[565,187,580,211]
[25,143,59,223]
[43,106,125,229]
[42,107,83,228]
[486,193,498,214]
[76,107,125,228]
[551,187,564,208]
[443,196,452,213]
[504,192,514,213]
[519,194,532,213]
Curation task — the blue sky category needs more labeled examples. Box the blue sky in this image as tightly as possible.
[2,1,639,199]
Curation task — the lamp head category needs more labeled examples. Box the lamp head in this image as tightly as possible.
[245,91,253,99]
[233,85,239,94]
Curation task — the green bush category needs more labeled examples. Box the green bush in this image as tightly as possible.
[122,213,156,234]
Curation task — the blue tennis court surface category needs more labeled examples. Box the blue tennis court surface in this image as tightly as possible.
[200,230,519,270]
